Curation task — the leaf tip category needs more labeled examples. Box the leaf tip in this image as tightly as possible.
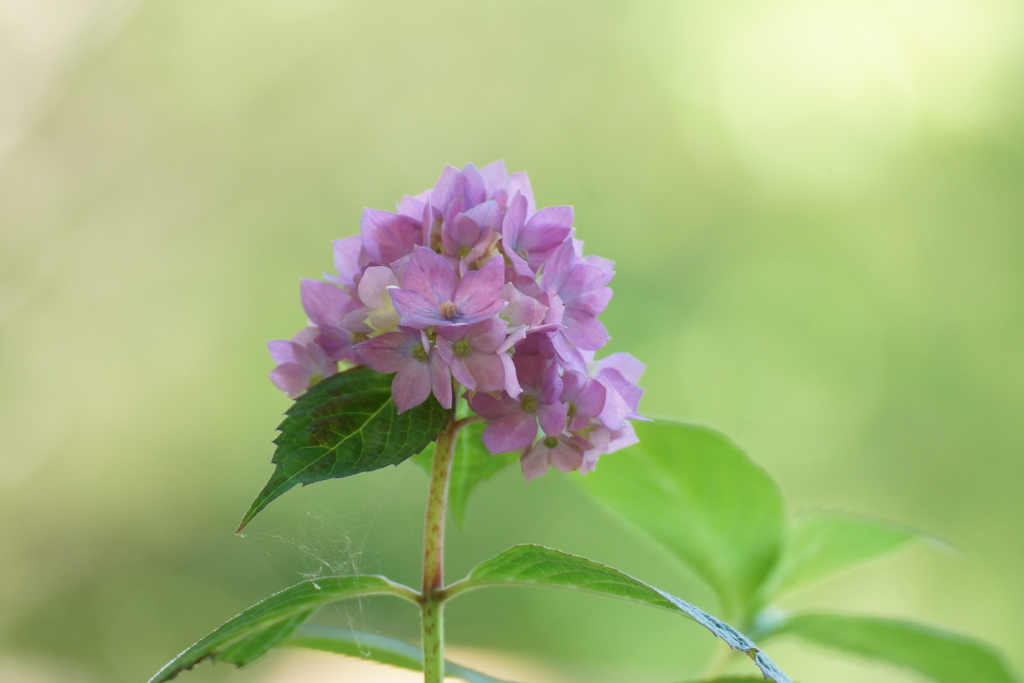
[236,503,261,533]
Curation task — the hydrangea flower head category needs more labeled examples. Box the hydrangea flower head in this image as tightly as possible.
[267,161,646,477]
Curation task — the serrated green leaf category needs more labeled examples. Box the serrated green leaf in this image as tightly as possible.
[284,625,520,683]
[775,613,1019,683]
[240,366,452,530]
[575,420,785,622]
[414,422,517,528]
[447,544,792,683]
[757,511,920,603]
[148,575,417,682]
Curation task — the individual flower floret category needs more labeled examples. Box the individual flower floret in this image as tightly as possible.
[299,278,363,361]
[498,281,548,330]
[267,327,338,399]
[501,192,574,275]
[580,422,639,474]
[441,201,501,272]
[389,247,506,328]
[541,237,614,351]
[470,359,568,455]
[558,370,607,431]
[521,433,594,481]
[354,326,452,412]
[436,318,521,396]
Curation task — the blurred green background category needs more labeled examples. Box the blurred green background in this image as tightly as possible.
[1,0,1022,681]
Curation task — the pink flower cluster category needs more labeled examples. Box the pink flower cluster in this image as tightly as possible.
[268,162,645,479]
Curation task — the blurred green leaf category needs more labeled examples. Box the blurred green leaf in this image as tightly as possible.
[575,420,785,621]
[756,511,920,603]
[215,609,314,666]
[284,625,519,683]
[448,544,792,683]
[678,679,768,683]
[414,422,518,528]
[775,613,1019,683]
[148,575,418,682]
[239,366,452,530]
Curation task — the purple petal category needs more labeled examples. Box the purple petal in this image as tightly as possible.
[428,351,453,409]
[360,208,422,266]
[500,283,547,330]
[595,376,630,430]
[501,192,527,248]
[267,339,302,366]
[462,200,501,231]
[549,439,585,473]
[492,188,508,211]
[519,206,573,256]
[306,341,337,378]
[537,400,569,437]
[562,313,610,350]
[400,246,458,306]
[479,160,508,196]
[596,352,646,384]
[597,367,645,418]
[469,390,520,419]
[446,355,476,389]
[443,301,506,328]
[269,363,313,399]
[442,213,483,255]
[397,195,426,220]
[508,249,535,277]
[580,426,610,473]
[457,352,506,393]
[568,287,614,317]
[500,353,522,397]
[512,350,548,389]
[558,369,586,402]
[606,421,639,454]
[353,330,415,374]
[504,172,535,218]
[390,289,446,328]
[570,379,606,429]
[316,330,356,363]
[341,305,372,333]
[537,361,564,404]
[465,317,507,353]
[520,446,550,481]
[453,256,505,315]
[429,165,462,211]
[301,279,350,330]
[462,163,487,208]
[498,325,528,355]
[540,238,576,293]
[434,335,455,365]
[560,263,614,301]
[549,332,588,373]
[543,292,566,326]
[392,358,433,413]
[483,411,538,454]
[584,254,615,272]
[357,266,399,309]
[291,326,321,346]
[329,236,364,286]
[460,226,497,269]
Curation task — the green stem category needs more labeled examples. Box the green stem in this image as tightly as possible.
[420,414,461,683]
